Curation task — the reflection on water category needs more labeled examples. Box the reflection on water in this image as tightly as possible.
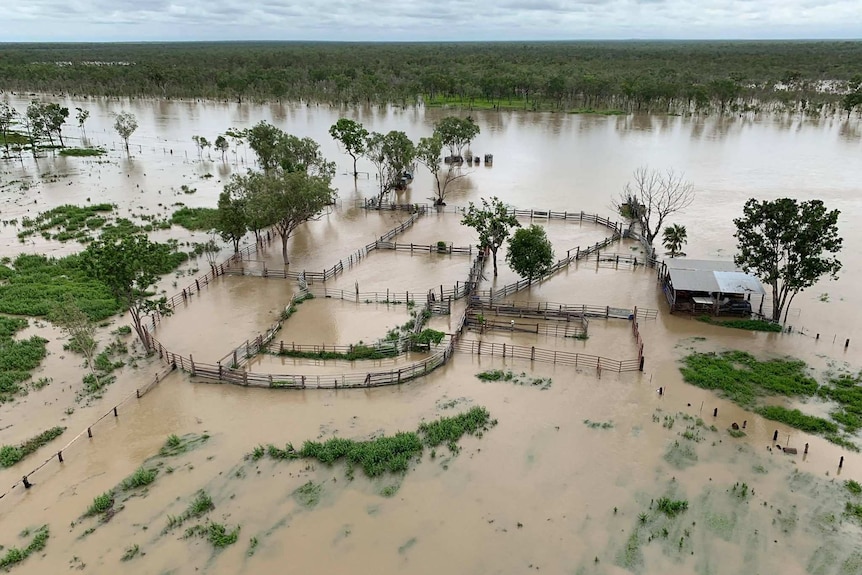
[1,95,861,575]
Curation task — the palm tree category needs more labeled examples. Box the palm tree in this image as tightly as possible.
[662,224,687,257]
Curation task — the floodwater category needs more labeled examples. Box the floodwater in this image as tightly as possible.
[1,95,862,574]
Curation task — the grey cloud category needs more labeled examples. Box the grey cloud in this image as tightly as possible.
[3,0,861,40]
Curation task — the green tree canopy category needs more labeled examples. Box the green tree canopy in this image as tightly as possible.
[329,118,369,177]
[81,234,176,347]
[364,130,415,205]
[662,224,688,258]
[113,112,138,153]
[461,197,520,276]
[506,224,555,283]
[215,189,247,252]
[435,116,480,159]
[734,198,842,323]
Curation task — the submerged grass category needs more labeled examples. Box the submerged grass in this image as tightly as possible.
[259,406,496,479]
[171,207,219,231]
[0,316,49,403]
[697,316,783,332]
[680,350,862,448]
[276,344,397,361]
[0,426,65,468]
[0,525,49,570]
[59,147,106,157]
[119,467,158,490]
[475,370,552,390]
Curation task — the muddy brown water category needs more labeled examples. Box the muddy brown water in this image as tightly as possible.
[1,96,862,574]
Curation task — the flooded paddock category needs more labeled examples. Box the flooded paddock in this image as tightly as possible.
[1,95,862,574]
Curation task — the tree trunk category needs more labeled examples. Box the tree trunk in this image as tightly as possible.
[232,238,240,252]
[491,247,499,276]
[130,308,149,349]
[58,131,65,147]
[352,155,358,178]
[281,235,289,265]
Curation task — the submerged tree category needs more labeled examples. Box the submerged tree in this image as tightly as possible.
[216,189,247,252]
[81,234,175,348]
[0,103,16,154]
[364,130,415,205]
[42,103,69,147]
[461,197,520,276]
[435,116,480,160]
[49,294,98,378]
[614,166,695,246]
[329,118,368,177]
[113,112,138,154]
[75,107,90,138]
[734,198,842,323]
[215,135,229,162]
[506,225,554,283]
[416,133,471,206]
[662,224,688,257]
[246,121,283,171]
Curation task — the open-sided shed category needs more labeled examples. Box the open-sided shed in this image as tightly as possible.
[659,259,765,315]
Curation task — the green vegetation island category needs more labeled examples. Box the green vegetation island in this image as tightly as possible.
[2,41,862,115]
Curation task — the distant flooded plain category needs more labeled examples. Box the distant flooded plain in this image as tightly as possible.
[1,95,861,574]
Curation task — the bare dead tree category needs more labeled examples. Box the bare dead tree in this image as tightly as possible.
[614,166,695,246]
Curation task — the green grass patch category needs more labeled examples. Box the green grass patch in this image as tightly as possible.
[165,490,215,532]
[85,491,115,517]
[475,370,552,390]
[276,344,397,361]
[158,433,210,457]
[261,406,496,478]
[59,147,106,157]
[755,406,838,434]
[697,316,782,332]
[171,207,219,231]
[0,317,49,403]
[0,426,65,468]
[0,525,49,570]
[583,419,614,429]
[845,480,862,495]
[680,351,817,407]
[655,497,688,517]
[121,544,140,561]
[184,521,240,548]
[119,466,158,490]
[728,428,747,438]
[844,502,862,525]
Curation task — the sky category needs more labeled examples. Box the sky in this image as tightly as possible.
[2,0,861,42]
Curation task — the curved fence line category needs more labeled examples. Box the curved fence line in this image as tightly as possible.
[453,339,641,373]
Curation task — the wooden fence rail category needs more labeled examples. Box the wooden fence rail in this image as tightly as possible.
[453,339,641,372]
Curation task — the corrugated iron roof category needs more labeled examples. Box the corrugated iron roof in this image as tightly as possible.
[666,259,765,295]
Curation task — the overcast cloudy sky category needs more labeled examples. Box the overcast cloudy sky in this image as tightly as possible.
[3,0,861,42]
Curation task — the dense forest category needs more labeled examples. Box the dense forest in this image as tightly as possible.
[1,41,861,115]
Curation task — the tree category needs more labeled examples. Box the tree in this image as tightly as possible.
[75,107,90,138]
[435,116,480,160]
[461,196,520,276]
[246,121,283,171]
[81,234,175,348]
[42,103,69,147]
[261,170,336,265]
[842,91,862,119]
[192,135,203,158]
[0,103,16,154]
[199,136,211,160]
[215,135,229,162]
[614,166,695,246]
[734,198,842,323]
[329,118,368,177]
[506,225,554,283]
[215,189,247,252]
[225,172,270,242]
[662,224,688,257]
[363,130,415,205]
[113,112,138,153]
[49,294,98,378]
[416,134,470,206]
[26,101,51,146]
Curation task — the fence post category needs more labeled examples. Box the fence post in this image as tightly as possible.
[502,343,506,358]
[233,349,238,367]
[243,371,248,386]
[218,362,223,380]
[189,354,196,376]
[196,279,200,291]
[531,346,535,361]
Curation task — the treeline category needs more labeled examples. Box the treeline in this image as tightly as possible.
[1,41,861,115]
